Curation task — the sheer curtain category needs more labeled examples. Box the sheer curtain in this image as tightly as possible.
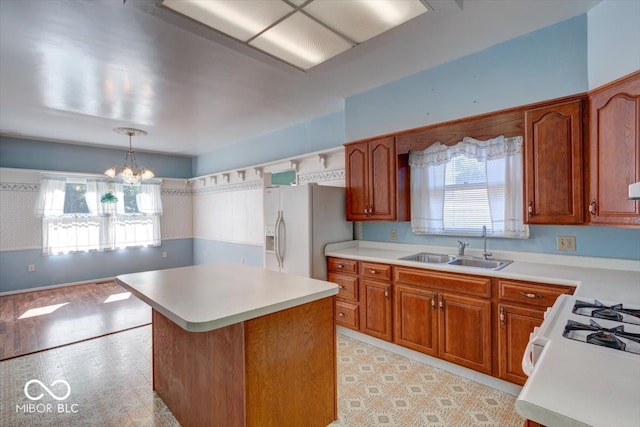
[409,135,528,238]
[112,181,162,249]
[37,176,103,254]
[37,176,163,254]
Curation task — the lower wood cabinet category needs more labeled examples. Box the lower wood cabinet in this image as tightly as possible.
[497,303,544,385]
[335,300,359,330]
[360,278,393,341]
[393,267,493,375]
[495,278,574,385]
[394,284,438,356]
[439,292,492,374]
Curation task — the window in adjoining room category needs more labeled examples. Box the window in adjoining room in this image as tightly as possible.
[36,176,163,255]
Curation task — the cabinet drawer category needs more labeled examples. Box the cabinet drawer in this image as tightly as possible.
[336,301,359,330]
[360,262,392,281]
[328,272,358,302]
[394,267,491,298]
[497,279,574,307]
[327,257,358,275]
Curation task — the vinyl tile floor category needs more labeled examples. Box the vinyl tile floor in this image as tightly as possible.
[1,326,524,426]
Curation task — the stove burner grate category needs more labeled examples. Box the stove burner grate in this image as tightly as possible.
[572,300,640,325]
[563,319,640,354]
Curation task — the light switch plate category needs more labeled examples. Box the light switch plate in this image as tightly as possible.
[557,236,576,251]
[390,229,397,241]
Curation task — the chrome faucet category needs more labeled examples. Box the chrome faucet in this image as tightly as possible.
[482,225,492,260]
[457,241,469,256]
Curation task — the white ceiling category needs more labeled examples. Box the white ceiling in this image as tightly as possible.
[0,0,599,157]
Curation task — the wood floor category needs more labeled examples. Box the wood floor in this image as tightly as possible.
[0,281,151,360]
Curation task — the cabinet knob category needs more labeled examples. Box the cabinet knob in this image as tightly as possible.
[338,312,346,317]
[438,294,444,310]
[520,292,543,299]
[384,286,389,299]
[338,285,344,289]
[337,264,344,268]
[589,199,597,217]
[528,201,534,216]
[369,269,377,274]
[431,293,437,309]
[500,306,505,325]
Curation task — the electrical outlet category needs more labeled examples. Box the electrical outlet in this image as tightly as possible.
[390,229,397,241]
[28,264,35,272]
[557,236,576,251]
[162,251,167,258]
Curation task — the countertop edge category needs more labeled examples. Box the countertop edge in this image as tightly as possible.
[116,273,338,333]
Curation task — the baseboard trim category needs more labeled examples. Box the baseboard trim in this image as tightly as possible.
[0,277,116,296]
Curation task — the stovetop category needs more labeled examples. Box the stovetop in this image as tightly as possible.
[572,299,640,325]
[563,298,640,355]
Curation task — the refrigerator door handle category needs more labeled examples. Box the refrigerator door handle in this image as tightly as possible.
[273,211,281,270]
[278,212,286,267]
[274,211,283,269]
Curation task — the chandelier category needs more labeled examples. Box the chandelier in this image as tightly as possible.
[105,127,154,184]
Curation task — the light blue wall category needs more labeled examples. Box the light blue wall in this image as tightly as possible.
[361,223,640,260]
[0,238,194,293]
[193,239,263,267]
[345,15,589,142]
[0,136,193,179]
[345,14,640,260]
[193,111,345,176]
[588,0,640,89]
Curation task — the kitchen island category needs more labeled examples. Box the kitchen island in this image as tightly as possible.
[116,263,339,427]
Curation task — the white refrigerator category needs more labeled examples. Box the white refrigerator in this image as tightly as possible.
[264,184,352,280]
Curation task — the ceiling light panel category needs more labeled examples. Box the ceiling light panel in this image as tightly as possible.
[163,0,293,42]
[304,0,428,43]
[250,12,353,70]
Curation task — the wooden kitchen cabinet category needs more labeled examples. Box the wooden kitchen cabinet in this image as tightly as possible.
[393,267,492,374]
[495,279,574,385]
[360,262,393,341]
[524,99,584,224]
[588,71,640,226]
[327,257,360,330]
[344,136,409,221]
[497,303,544,385]
[439,292,492,374]
[394,284,438,356]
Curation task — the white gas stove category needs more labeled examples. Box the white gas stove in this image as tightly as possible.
[516,294,640,427]
[523,294,640,373]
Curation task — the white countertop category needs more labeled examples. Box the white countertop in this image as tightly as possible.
[116,263,338,332]
[325,240,640,303]
[326,240,640,427]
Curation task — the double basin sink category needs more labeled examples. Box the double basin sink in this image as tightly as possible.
[399,252,512,271]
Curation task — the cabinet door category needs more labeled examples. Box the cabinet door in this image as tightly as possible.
[369,137,397,220]
[345,141,370,221]
[498,304,544,385]
[524,100,584,224]
[438,293,492,374]
[588,73,640,226]
[360,279,393,341]
[394,284,438,356]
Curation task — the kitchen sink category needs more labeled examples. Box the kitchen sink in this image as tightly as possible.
[400,252,456,263]
[399,253,512,270]
[447,257,512,270]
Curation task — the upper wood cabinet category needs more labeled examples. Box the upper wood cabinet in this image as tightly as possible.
[588,72,640,227]
[524,99,584,224]
[345,136,409,221]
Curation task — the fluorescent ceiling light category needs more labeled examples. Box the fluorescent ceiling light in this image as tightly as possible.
[162,0,428,70]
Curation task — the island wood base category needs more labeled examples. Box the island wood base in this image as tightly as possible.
[152,296,337,427]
